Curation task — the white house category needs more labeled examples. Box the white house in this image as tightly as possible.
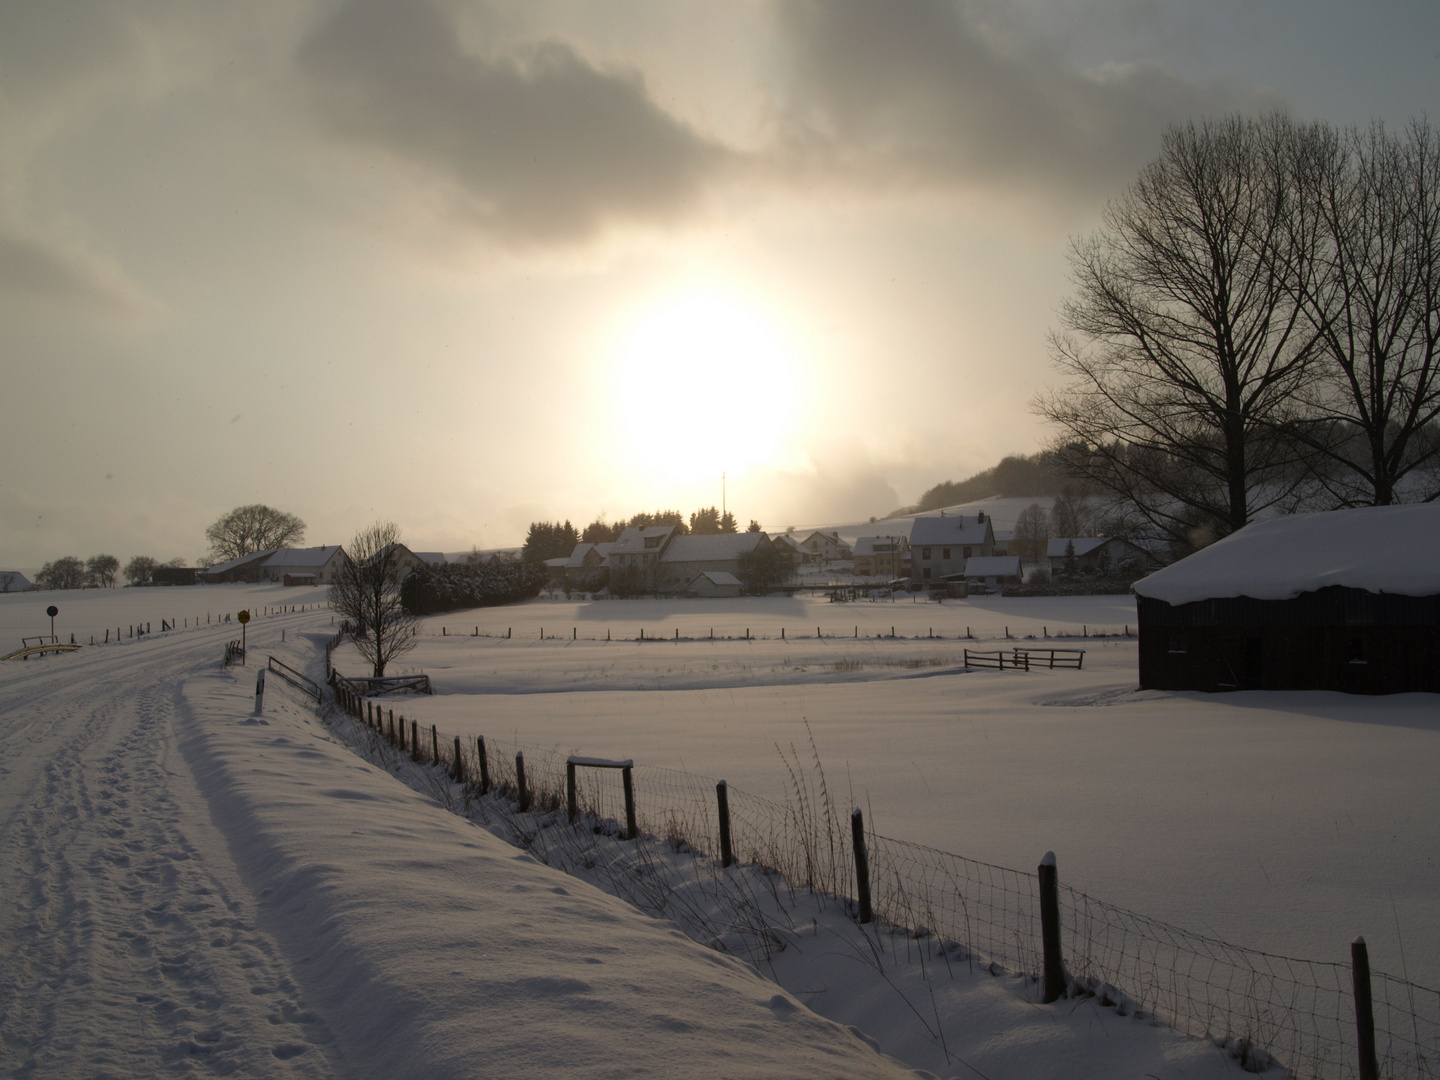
[660,532,771,590]
[258,546,350,585]
[962,555,1022,593]
[909,513,995,584]
[688,570,743,598]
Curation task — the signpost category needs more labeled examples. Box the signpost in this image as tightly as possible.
[46,605,58,638]
[237,609,250,663]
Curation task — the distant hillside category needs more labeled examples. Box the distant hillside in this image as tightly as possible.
[896,453,1072,515]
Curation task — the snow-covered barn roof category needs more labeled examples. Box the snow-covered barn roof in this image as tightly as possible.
[690,570,741,586]
[1133,504,1440,606]
[262,546,345,567]
[1047,537,1107,559]
[909,514,993,546]
[661,533,768,562]
[203,550,276,575]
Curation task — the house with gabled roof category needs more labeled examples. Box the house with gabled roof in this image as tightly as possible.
[660,532,772,590]
[0,570,36,593]
[1048,536,1158,577]
[909,512,994,585]
[258,546,349,584]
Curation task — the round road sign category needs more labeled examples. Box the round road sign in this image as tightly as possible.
[237,610,250,624]
[46,605,58,618]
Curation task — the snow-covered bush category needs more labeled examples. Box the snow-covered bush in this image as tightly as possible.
[401,556,546,616]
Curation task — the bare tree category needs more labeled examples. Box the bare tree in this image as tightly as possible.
[205,504,306,563]
[124,555,159,586]
[1036,115,1321,549]
[328,521,419,678]
[87,554,119,588]
[1287,119,1440,504]
[1011,503,1050,563]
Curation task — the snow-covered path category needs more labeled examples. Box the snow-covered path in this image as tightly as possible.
[0,620,340,1078]
[0,613,922,1079]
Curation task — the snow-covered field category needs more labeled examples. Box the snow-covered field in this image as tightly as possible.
[346,593,1440,993]
[3,585,1437,1078]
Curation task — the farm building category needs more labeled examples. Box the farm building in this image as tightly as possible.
[688,570,743,598]
[959,555,1022,593]
[1133,505,1440,694]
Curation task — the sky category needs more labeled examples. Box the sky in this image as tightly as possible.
[3,1,1438,569]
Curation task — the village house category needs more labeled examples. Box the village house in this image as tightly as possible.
[961,555,1023,594]
[659,531,771,591]
[259,546,350,585]
[908,512,995,584]
[1048,536,1158,577]
[688,570,743,598]
[792,530,851,562]
[852,536,911,579]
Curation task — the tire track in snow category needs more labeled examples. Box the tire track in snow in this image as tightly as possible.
[0,623,342,1078]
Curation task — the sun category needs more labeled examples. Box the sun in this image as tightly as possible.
[611,290,800,481]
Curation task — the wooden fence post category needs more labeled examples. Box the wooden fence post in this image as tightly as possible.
[398,716,406,751]
[388,709,395,745]
[477,736,490,794]
[411,720,420,762]
[622,766,637,840]
[1352,936,1380,1080]
[1039,851,1066,1003]
[452,736,464,782]
[851,808,872,924]
[516,752,529,812]
[431,724,438,764]
[366,701,373,726]
[716,780,733,868]
[566,761,577,823]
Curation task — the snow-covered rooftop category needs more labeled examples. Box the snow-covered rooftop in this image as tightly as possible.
[661,532,767,562]
[1047,537,1107,559]
[261,545,345,567]
[690,570,742,586]
[909,514,992,546]
[610,525,676,555]
[202,549,276,575]
[1133,504,1440,606]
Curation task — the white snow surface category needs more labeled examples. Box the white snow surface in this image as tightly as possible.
[0,585,1261,1080]
[1134,504,1440,604]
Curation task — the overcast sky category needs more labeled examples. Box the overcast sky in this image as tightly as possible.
[4,0,1437,568]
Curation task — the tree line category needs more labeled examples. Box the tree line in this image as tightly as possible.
[521,506,759,563]
[1035,113,1440,552]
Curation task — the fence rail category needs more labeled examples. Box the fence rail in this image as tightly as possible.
[267,655,321,702]
[327,678,1440,1080]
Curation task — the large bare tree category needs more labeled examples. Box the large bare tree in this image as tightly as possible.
[1286,119,1440,504]
[205,504,306,563]
[1036,115,1320,549]
[328,521,419,678]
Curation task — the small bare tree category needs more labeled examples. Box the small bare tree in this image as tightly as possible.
[87,554,119,588]
[1011,503,1050,563]
[329,521,419,678]
[205,504,306,563]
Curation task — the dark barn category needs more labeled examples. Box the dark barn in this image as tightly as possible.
[1134,505,1440,695]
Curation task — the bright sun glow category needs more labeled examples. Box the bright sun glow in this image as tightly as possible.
[612,290,800,481]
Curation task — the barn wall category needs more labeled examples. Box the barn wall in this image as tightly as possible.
[1137,588,1440,695]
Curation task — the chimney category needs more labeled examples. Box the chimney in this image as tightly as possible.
[977,511,986,523]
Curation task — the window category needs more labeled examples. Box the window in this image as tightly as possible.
[942,548,951,560]
[644,535,661,549]
[922,547,932,560]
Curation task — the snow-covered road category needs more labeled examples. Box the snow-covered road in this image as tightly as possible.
[0,613,924,1079]
[0,618,338,1077]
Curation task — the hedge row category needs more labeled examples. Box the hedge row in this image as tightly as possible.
[400,558,547,616]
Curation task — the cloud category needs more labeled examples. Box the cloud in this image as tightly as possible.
[770,0,1283,208]
[297,0,733,244]
[0,234,160,323]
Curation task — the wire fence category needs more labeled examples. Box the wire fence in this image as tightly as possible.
[331,681,1439,1080]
